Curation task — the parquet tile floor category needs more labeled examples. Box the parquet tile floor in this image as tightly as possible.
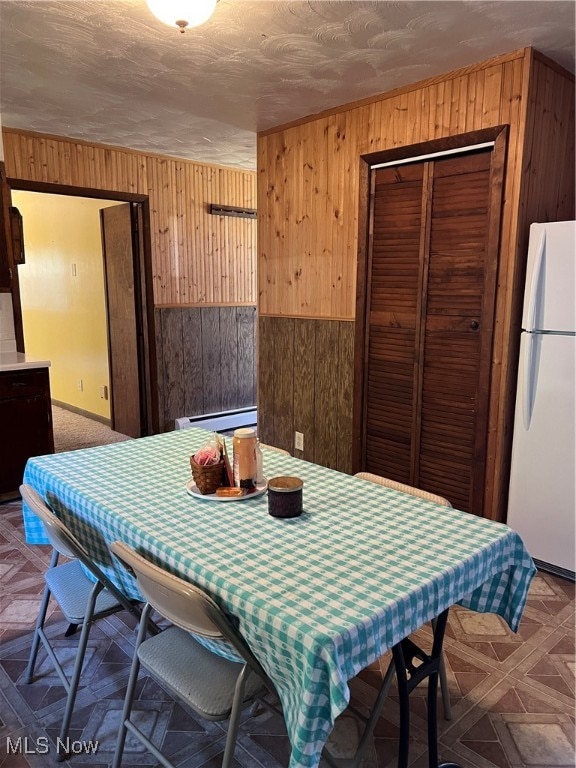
[1,500,573,768]
[0,407,573,766]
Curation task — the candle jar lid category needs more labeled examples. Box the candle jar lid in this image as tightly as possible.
[268,476,303,492]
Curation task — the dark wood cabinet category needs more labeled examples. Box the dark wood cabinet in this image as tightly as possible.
[0,367,54,499]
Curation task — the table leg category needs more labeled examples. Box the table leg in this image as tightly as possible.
[427,663,439,765]
[391,609,461,768]
[392,641,410,768]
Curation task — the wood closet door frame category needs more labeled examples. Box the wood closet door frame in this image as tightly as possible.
[6,178,159,436]
[101,202,145,438]
[353,126,508,513]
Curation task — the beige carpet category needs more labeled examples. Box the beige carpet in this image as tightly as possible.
[52,405,131,453]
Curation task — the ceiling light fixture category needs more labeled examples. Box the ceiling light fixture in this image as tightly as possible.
[146,0,217,32]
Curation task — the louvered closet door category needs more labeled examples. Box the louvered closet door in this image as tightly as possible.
[364,164,425,483]
[418,151,494,514]
[363,148,500,515]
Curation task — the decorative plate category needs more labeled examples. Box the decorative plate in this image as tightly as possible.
[185,479,268,502]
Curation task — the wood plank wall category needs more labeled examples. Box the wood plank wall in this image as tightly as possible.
[2,129,259,430]
[257,47,575,519]
[258,49,529,320]
[3,128,257,307]
[486,51,576,519]
[258,316,354,472]
[156,306,256,432]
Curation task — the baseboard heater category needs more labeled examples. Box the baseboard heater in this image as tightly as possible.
[532,558,575,583]
[175,407,257,433]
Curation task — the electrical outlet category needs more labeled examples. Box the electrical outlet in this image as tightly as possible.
[100,385,109,400]
[77,379,83,392]
[295,431,304,451]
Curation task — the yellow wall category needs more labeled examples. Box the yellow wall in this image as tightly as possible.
[13,191,121,419]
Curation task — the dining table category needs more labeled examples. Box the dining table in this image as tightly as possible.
[22,427,536,768]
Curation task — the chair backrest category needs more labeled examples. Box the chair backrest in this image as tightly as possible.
[260,443,290,456]
[20,484,88,559]
[20,484,139,615]
[110,540,273,685]
[111,540,227,639]
[353,472,452,507]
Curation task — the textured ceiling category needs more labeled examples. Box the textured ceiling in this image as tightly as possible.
[1,1,574,170]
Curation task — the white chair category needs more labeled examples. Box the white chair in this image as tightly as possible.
[110,540,277,768]
[20,484,142,761]
[353,472,452,722]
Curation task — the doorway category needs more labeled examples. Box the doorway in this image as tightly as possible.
[8,180,157,437]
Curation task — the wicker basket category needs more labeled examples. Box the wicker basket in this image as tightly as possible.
[190,458,225,495]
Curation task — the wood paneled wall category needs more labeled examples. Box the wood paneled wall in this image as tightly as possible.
[257,47,575,519]
[520,53,576,227]
[3,129,257,306]
[156,306,256,432]
[487,51,576,519]
[258,316,354,472]
[2,129,259,432]
[258,49,528,320]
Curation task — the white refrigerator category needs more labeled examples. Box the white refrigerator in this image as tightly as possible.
[507,220,576,579]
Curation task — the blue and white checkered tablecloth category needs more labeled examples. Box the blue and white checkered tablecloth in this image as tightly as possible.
[22,428,535,768]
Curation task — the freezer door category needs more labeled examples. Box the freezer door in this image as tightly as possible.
[507,333,575,571]
[522,221,576,333]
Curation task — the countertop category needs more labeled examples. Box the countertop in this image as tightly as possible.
[0,351,51,372]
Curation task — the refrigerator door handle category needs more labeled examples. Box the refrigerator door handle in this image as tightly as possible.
[525,229,546,332]
[522,331,537,430]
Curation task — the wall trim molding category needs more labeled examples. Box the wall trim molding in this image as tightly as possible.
[157,302,257,309]
[258,313,354,322]
[51,399,111,426]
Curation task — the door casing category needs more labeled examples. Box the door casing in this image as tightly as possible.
[6,178,158,436]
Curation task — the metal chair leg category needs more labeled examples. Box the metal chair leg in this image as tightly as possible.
[25,583,52,684]
[112,603,152,768]
[56,581,104,761]
[221,664,249,768]
[25,550,59,684]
